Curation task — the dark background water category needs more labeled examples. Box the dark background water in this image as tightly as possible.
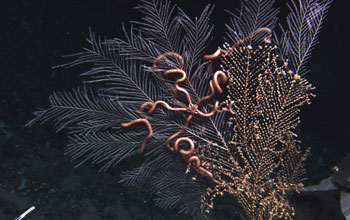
[0,0,348,219]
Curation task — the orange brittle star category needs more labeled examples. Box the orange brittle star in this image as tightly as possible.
[122,52,227,185]
[121,27,272,185]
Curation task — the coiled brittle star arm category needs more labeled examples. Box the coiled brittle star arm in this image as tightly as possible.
[174,137,225,185]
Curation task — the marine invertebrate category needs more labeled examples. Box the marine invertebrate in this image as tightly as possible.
[122,51,228,185]
[27,0,332,219]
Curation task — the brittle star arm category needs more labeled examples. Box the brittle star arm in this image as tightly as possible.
[203,27,272,61]
[188,156,224,185]
[196,101,219,117]
[153,52,184,71]
[196,80,216,106]
[174,137,195,161]
[140,101,188,114]
[231,27,272,48]
[174,137,224,185]
[194,71,227,117]
[212,71,227,94]
[164,69,192,105]
[121,118,153,155]
[165,114,193,151]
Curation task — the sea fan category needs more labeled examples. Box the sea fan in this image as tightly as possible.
[27,0,332,219]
